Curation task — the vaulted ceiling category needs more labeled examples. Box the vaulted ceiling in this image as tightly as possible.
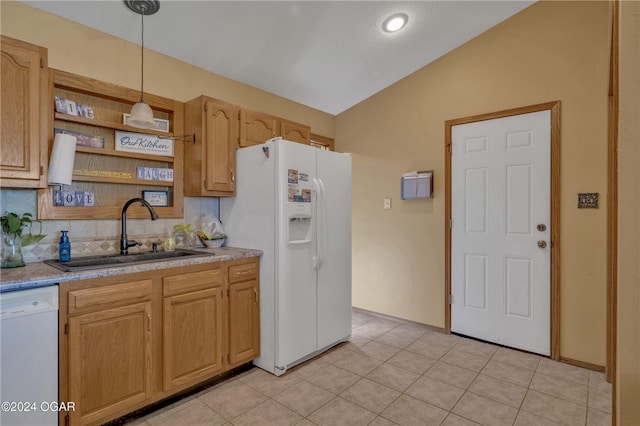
[22,1,535,115]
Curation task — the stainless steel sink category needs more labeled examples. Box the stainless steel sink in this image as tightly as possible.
[44,249,212,272]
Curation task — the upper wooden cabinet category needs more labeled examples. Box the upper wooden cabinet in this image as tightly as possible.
[38,69,185,220]
[280,119,311,145]
[239,109,311,147]
[185,99,321,197]
[239,110,277,148]
[185,96,238,196]
[0,36,48,188]
[310,133,335,151]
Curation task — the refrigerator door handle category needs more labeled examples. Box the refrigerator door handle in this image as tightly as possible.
[317,178,327,270]
[312,178,321,271]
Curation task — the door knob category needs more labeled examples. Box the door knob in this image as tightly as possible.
[537,224,547,232]
[537,240,547,248]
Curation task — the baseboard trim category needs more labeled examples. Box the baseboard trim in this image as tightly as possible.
[352,306,446,334]
[560,356,606,372]
[352,307,605,373]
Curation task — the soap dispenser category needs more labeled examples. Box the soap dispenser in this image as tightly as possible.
[58,230,71,262]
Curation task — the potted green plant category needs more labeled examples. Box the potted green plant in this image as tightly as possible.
[1,212,46,268]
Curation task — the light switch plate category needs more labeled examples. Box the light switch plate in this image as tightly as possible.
[384,197,391,210]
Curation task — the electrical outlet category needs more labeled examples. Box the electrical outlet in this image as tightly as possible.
[384,197,391,210]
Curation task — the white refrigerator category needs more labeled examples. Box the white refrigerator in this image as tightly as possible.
[221,138,352,376]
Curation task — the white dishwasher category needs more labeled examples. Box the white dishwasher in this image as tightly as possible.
[0,285,58,426]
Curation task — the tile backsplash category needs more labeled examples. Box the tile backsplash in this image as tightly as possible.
[0,189,219,263]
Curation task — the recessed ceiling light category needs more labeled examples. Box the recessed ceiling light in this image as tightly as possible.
[383,13,408,33]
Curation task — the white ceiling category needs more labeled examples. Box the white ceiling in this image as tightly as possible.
[21,0,534,115]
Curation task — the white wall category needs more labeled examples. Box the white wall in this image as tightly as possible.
[337,1,610,366]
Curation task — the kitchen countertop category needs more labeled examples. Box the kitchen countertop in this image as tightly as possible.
[0,247,262,293]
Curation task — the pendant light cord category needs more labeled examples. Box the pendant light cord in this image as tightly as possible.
[140,5,146,103]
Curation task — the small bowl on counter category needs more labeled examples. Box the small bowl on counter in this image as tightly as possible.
[199,236,226,248]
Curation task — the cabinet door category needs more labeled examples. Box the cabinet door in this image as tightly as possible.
[239,110,277,147]
[310,134,335,151]
[0,36,47,187]
[163,288,224,390]
[205,100,237,193]
[68,302,153,425]
[281,119,311,144]
[228,280,260,367]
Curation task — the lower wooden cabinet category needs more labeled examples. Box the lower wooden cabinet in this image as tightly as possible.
[163,270,224,390]
[228,259,260,367]
[68,302,153,425]
[59,258,260,426]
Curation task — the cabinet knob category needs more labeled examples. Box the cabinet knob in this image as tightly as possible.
[537,240,547,248]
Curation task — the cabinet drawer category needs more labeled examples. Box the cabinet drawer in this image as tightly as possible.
[68,280,152,315]
[228,262,258,283]
[163,268,222,297]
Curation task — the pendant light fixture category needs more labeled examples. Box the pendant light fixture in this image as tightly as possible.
[124,0,160,129]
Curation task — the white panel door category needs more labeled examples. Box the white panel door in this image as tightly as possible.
[451,110,551,355]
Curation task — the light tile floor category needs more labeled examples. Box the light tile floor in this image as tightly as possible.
[130,309,612,426]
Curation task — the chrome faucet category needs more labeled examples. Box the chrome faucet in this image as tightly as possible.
[120,197,159,255]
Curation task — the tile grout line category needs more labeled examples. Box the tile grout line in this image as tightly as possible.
[514,356,541,424]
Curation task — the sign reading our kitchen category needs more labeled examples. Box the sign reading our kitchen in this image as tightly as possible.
[115,131,173,157]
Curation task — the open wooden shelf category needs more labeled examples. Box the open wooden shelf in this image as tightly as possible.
[38,69,185,220]
[55,112,175,137]
[75,145,175,163]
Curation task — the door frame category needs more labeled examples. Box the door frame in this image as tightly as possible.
[444,101,561,361]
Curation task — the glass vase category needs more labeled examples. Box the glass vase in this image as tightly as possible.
[2,233,25,268]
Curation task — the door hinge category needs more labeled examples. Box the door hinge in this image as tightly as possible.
[64,414,69,426]
[449,219,453,229]
[40,58,45,69]
[226,288,230,297]
[204,180,207,188]
[40,165,44,176]
[448,294,453,305]
[64,323,68,334]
